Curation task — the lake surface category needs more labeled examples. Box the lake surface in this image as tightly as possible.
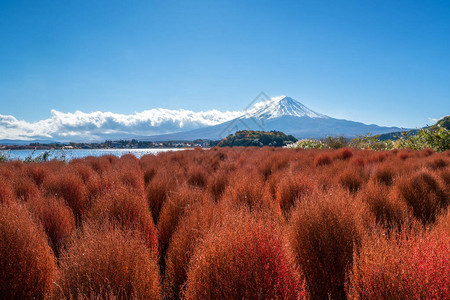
[1,148,187,161]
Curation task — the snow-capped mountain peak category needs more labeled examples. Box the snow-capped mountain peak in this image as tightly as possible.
[244,96,328,119]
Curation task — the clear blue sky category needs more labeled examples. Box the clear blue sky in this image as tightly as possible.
[0,0,449,128]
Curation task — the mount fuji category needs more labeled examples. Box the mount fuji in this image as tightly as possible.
[142,96,402,141]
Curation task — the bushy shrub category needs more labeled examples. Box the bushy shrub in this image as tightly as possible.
[0,203,57,298]
[183,210,304,300]
[146,170,177,225]
[275,174,311,216]
[395,170,448,224]
[358,182,408,231]
[207,169,229,201]
[163,201,217,299]
[43,172,88,222]
[158,185,207,260]
[0,180,13,204]
[59,224,161,299]
[373,163,396,186]
[335,147,353,160]
[13,175,39,201]
[339,166,366,193]
[223,170,271,211]
[347,232,449,299]
[314,153,332,166]
[289,189,368,299]
[27,196,76,256]
[186,164,208,188]
[87,186,158,254]
[26,163,48,186]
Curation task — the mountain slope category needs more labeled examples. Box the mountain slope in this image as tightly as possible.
[142,96,402,141]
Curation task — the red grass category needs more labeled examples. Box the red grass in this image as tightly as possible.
[222,170,272,211]
[146,169,177,225]
[157,185,208,260]
[275,173,311,216]
[87,186,158,254]
[350,157,365,168]
[59,223,161,299]
[26,163,48,186]
[427,156,448,170]
[339,166,366,193]
[373,163,396,186]
[358,182,409,231]
[183,210,304,300]
[395,170,448,224]
[207,169,229,201]
[366,152,387,164]
[27,196,76,257]
[347,232,449,299]
[0,180,13,204]
[397,150,410,160]
[163,201,217,299]
[43,172,88,222]
[13,175,39,201]
[314,153,332,166]
[0,203,57,298]
[186,164,208,188]
[289,188,368,299]
[0,149,448,299]
[335,147,354,160]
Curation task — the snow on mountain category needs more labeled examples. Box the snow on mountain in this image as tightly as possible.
[145,96,403,141]
[244,96,328,119]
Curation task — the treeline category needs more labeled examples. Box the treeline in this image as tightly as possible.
[289,124,449,152]
[217,130,297,147]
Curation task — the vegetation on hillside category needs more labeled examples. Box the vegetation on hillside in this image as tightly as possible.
[0,148,448,299]
[217,130,297,147]
[288,116,450,152]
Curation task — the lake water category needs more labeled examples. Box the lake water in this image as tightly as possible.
[1,148,187,161]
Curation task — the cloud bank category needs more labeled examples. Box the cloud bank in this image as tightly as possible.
[0,108,243,142]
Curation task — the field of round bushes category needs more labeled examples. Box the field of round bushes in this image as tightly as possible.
[0,147,449,299]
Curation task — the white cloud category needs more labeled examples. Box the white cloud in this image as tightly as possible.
[428,117,439,124]
[0,108,243,141]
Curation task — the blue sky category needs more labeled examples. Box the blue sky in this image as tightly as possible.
[0,0,449,129]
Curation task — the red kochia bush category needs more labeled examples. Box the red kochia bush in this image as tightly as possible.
[373,163,396,186]
[347,232,450,299]
[13,176,39,201]
[289,188,367,300]
[87,186,158,254]
[314,153,332,166]
[146,170,177,225]
[0,203,57,299]
[275,174,311,216]
[336,147,353,160]
[207,169,229,201]
[157,185,207,259]
[339,166,366,193]
[358,182,408,231]
[0,180,13,204]
[186,164,208,188]
[26,163,48,186]
[223,170,272,211]
[43,172,88,222]
[59,224,161,299]
[163,201,217,300]
[395,170,448,224]
[27,196,76,257]
[183,210,304,300]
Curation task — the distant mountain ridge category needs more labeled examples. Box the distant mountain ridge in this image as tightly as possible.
[1,96,407,144]
[143,96,403,141]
